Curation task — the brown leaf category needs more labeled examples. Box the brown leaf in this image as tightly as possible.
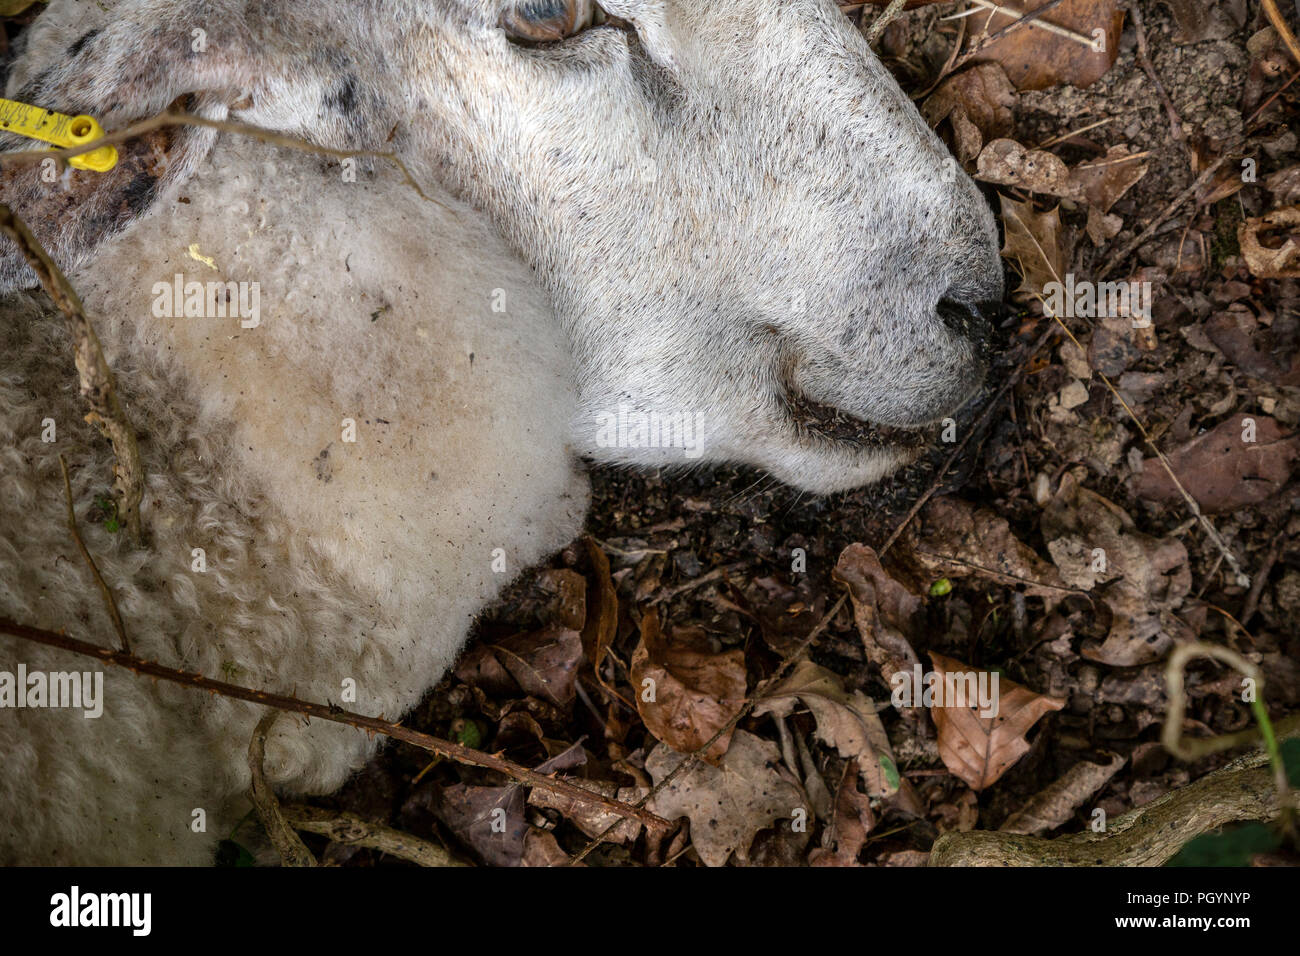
[968,0,1124,91]
[808,760,875,867]
[645,731,806,867]
[1239,206,1300,278]
[1205,308,1300,387]
[755,659,901,798]
[630,608,747,764]
[904,496,1070,607]
[433,784,528,867]
[1265,166,1300,207]
[489,626,584,707]
[922,63,1017,164]
[1071,145,1150,213]
[1043,474,1193,666]
[929,652,1065,791]
[978,140,1073,194]
[1000,752,1126,834]
[999,194,1066,298]
[528,780,647,845]
[535,568,587,631]
[581,537,618,676]
[521,828,579,867]
[833,544,922,689]
[1134,413,1300,513]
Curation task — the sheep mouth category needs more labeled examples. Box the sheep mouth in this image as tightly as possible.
[782,386,934,449]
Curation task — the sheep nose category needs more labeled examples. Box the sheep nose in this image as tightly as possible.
[937,296,998,353]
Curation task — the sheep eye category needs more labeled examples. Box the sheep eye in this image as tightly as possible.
[500,0,607,44]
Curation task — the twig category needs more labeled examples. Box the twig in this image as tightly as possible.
[1241,532,1284,627]
[1162,642,1293,832]
[1098,154,1232,278]
[281,805,468,867]
[865,0,909,43]
[0,205,144,545]
[58,455,130,654]
[248,711,317,867]
[963,0,1098,49]
[956,0,1070,62]
[1262,0,1300,69]
[1034,116,1115,150]
[0,618,670,830]
[651,560,750,604]
[1128,0,1186,148]
[932,716,1300,865]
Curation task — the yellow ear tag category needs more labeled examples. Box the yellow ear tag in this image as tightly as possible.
[0,97,118,172]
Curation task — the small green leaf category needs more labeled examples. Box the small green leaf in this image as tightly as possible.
[928,578,952,597]
[1166,821,1280,867]
[879,754,901,791]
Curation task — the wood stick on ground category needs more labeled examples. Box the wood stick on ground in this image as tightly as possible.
[0,618,670,831]
[931,716,1300,865]
[282,805,468,867]
[0,205,144,545]
[248,712,317,867]
[58,455,130,654]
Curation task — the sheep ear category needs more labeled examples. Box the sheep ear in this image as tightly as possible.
[0,119,216,293]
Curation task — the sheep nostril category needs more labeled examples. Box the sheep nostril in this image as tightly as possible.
[937,296,996,359]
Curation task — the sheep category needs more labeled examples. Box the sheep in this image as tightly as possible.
[0,0,1002,864]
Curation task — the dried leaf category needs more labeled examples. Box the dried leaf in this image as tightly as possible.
[581,537,618,676]
[979,140,1073,193]
[489,626,584,707]
[999,194,1065,298]
[904,496,1070,607]
[755,659,901,798]
[929,652,1065,791]
[521,828,578,867]
[528,780,647,844]
[833,544,922,689]
[969,0,1124,91]
[535,568,587,631]
[922,63,1017,163]
[1239,206,1300,278]
[808,760,875,867]
[1044,474,1193,666]
[1000,752,1126,834]
[433,784,527,867]
[630,608,747,763]
[645,731,806,867]
[1135,413,1300,513]
[1205,308,1300,387]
